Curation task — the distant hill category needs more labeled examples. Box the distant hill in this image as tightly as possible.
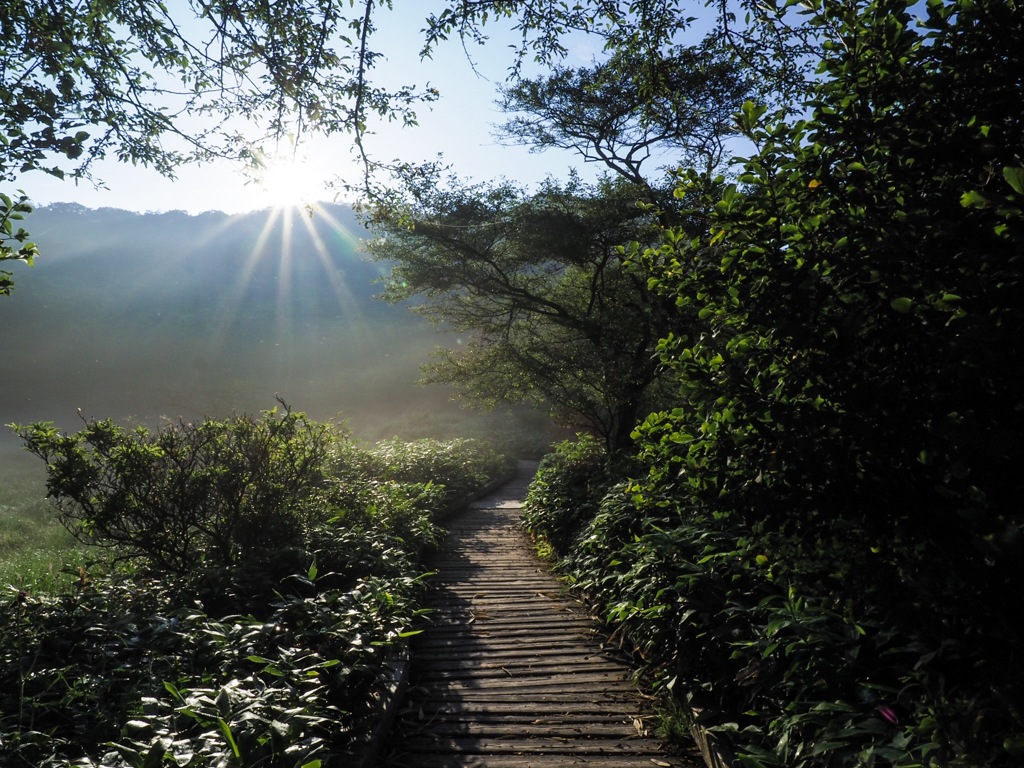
[0,203,454,445]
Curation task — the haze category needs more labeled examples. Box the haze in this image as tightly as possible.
[0,203,489,464]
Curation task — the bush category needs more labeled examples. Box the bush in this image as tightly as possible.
[357,436,511,505]
[564,480,1023,767]
[522,434,610,557]
[12,402,337,574]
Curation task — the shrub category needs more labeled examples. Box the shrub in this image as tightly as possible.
[358,437,511,505]
[555,473,1024,767]
[12,402,338,574]
[522,434,610,557]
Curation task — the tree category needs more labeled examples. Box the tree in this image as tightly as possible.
[0,0,433,291]
[627,0,1024,761]
[364,32,748,452]
[1,192,36,294]
[364,172,674,453]
[496,42,751,189]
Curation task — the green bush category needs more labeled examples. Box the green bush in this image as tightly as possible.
[563,478,1022,766]
[358,436,511,505]
[522,434,610,557]
[12,403,337,574]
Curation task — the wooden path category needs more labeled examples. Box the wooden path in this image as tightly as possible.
[377,462,699,768]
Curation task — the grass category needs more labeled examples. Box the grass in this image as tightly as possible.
[0,458,95,595]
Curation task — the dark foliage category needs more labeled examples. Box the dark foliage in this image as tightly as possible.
[526,1,1024,765]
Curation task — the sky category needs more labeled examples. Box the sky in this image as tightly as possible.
[14,12,604,215]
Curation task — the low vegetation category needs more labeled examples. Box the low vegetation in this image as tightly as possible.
[525,435,1023,768]
[1,404,511,767]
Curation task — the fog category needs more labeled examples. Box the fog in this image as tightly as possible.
[1,203,524,465]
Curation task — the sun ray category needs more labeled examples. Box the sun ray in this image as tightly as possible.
[177,181,384,409]
[273,206,297,385]
[204,207,285,356]
[294,205,368,328]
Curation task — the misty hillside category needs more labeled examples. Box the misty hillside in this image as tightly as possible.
[0,203,453,447]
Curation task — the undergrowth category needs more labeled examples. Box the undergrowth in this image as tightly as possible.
[1,404,507,767]
[523,437,1024,768]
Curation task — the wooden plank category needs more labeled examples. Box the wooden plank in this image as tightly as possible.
[414,663,635,681]
[393,757,681,768]
[374,466,698,768]
[395,696,643,708]
[403,710,646,724]
[398,723,652,739]
[398,736,672,755]
[413,649,630,665]
[417,613,600,627]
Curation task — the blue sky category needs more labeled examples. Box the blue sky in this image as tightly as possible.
[16,13,604,215]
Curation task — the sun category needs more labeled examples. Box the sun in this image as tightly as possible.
[255,154,330,209]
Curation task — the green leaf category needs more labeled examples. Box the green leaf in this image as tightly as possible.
[142,744,166,768]
[890,297,913,313]
[218,718,241,758]
[960,189,988,208]
[1004,735,1024,756]
[1003,166,1024,195]
[164,680,184,701]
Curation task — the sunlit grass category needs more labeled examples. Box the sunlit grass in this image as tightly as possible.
[0,466,95,595]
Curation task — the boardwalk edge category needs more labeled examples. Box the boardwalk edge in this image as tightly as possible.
[350,466,519,768]
[689,710,734,768]
[350,656,410,768]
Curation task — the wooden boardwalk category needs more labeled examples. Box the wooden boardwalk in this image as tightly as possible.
[377,463,699,768]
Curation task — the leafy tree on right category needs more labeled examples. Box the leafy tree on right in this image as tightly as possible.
[623,0,1024,763]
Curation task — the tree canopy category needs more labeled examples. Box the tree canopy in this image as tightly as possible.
[2,0,817,293]
[1,0,426,182]
[1,0,429,290]
[365,173,675,452]
[496,43,751,186]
